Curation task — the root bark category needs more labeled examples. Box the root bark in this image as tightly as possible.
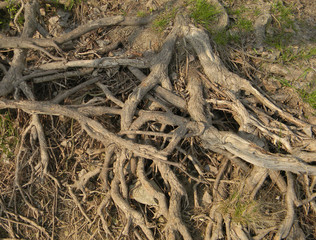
[0,2,315,239]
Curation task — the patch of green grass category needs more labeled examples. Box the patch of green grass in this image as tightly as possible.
[227,5,254,33]
[271,0,295,29]
[254,7,261,16]
[274,72,316,110]
[64,0,84,10]
[235,17,253,32]
[212,30,230,45]
[137,11,148,18]
[227,5,249,17]
[213,19,252,46]
[153,16,169,32]
[152,7,177,32]
[275,46,298,63]
[297,68,312,81]
[274,76,292,88]
[212,5,254,45]
[265,33,291,51]
[266,1,296,48]
[213,30,240,45]
[189,0,222,31]
[299,90,316,109]
[301,47,316,60]
[0,0,21,28]
[6,0,19,19]
[290,47,316,62]
[219,190,262,226]
[0,111,19,161]
[268,46,316,63]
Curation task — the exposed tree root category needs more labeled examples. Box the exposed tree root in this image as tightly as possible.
[0,1,315,239]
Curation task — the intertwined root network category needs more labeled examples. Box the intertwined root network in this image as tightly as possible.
[0,1,315,239]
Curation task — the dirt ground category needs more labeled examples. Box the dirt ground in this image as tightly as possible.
[0,0,315,239]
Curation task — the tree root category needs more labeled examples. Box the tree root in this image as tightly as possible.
[0,3,315,239]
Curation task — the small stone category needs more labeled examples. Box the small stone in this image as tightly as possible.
[48,16,59,25]
[78,169,87,178]
[92,70,98,76]
[96,39,111,48]
[61,139,72,148]
[129,181,159,206]
[202,190,212,206]
[40,8,46,16]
